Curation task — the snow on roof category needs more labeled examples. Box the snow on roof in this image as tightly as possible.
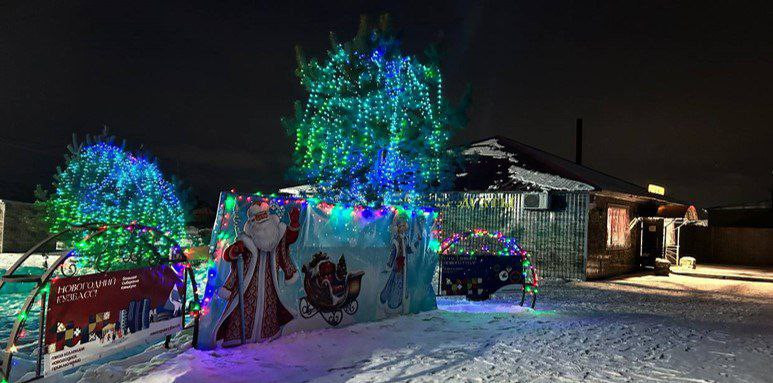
[280,136,672,199]
[507,166,594,191]
[461,139,519,162]
[455,136,662,196]
[278,184,317,196]
[457,137,593,192]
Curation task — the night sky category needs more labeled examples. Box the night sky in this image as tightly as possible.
[2,1,771,208]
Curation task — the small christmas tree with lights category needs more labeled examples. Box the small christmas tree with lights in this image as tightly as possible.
[283,15,466,206]
[37,133,187,271]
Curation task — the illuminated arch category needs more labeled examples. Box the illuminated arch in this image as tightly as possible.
[439,229,540,301]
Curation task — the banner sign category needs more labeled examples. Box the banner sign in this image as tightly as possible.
[44,264,185,374]
[439,254,524,300]
[197,193,437,349]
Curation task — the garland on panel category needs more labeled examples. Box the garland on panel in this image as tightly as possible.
[199,190,436,313]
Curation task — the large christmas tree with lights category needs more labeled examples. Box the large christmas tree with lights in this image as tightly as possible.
[39,134,187,270]
[283,15,465,206]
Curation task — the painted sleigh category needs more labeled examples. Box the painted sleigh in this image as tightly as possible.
[298,253,364,326]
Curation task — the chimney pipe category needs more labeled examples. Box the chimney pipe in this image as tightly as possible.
[575,118,583,165]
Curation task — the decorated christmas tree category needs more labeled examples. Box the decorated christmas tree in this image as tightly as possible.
[37,133,187,271]
[283,15,466,206]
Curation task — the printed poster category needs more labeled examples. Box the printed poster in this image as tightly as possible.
[44,264,185,374]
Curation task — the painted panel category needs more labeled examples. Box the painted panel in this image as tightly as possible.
[197,193,437,350]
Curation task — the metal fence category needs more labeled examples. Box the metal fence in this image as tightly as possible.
[432,191,589,280]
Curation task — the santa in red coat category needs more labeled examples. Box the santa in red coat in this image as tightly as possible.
[213,202,300,346]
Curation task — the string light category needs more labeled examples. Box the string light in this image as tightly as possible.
[200,190,435,310]
[40,140,187,270]
[439,229,540,297]
[284,23,455,206]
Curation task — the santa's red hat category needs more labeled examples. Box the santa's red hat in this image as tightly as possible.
[247,201,270,222]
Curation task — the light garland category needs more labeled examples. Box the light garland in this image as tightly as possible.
[200,190,435,312]
[439,229,540,296]
[284,21,455,206]
[41,140,187,270]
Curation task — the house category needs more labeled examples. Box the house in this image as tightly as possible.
[679,200,773,266]
[707,200,772,228]
[433,136,693,280]
[0,199,50,253]
[279,134,696,280]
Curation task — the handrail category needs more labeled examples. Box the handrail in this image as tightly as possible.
[0,229,79,295]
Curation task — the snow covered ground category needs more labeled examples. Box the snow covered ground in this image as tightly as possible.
[51,272,773,383]
[0,253,51,270]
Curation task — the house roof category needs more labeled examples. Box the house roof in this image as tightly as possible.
[455,136,677,202]
[707,200,772,210]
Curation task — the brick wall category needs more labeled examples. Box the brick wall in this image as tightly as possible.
[586,194,641,279]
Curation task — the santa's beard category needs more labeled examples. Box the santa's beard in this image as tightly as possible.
[243,215,286,252]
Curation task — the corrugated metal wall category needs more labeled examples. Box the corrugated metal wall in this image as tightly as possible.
[432,191,589,280]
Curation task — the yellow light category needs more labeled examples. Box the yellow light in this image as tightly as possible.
[648,184,665,195]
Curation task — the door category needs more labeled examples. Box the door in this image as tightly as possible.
[640,219,663,267]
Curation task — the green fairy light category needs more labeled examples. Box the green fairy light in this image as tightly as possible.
[428,238,441,252]
[224,195,236,211]
[283,17,462,206]
[37,137,187,270]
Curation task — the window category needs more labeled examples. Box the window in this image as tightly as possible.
[607,205,630,248]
